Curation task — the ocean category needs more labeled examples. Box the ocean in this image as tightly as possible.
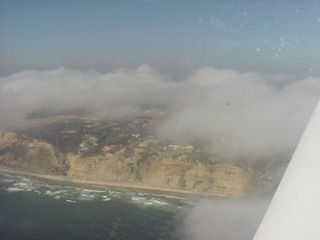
[0,173,192,240]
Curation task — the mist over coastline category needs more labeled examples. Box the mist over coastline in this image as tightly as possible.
[1,65,319,162]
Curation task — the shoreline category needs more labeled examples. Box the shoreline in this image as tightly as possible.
[0,166,219,198]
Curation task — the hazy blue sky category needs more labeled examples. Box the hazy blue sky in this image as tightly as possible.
[0,0,319,76]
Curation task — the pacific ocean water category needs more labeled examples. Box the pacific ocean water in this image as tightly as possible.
[0,174,192,240]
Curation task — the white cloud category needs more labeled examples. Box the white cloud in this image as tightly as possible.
[158,67,320,161]
[0,65,319,162]
[180,198,270,240]
[0,65,176,126]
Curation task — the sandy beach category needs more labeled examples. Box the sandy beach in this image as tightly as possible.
[0,166,218,197]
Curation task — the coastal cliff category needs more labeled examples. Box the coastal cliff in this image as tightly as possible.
[0,130,66,174]
[0,128,255,196]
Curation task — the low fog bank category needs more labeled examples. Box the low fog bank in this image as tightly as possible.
[158,68,320,161]
[0,65,319,162]
[0,65,177,127]
[179,198,270,240]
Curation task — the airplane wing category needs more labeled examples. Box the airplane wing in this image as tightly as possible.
[253,101,320,239]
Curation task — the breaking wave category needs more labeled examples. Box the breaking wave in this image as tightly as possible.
[0,173,194,209]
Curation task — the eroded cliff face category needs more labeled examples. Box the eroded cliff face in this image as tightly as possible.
[0,130,66,174]
[0,129,255,196]
[67,156,253,196]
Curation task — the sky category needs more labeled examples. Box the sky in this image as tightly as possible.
[1,0,320,77]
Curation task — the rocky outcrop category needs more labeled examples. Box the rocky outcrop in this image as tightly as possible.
[0,130,256,196]
[0,130,66,174]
